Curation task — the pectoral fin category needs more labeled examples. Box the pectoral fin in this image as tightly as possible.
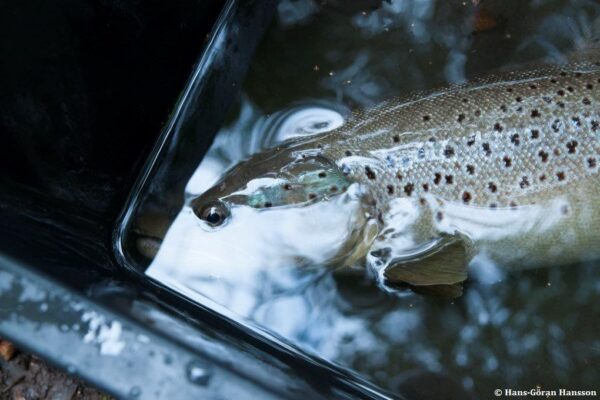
[383,238,470,286]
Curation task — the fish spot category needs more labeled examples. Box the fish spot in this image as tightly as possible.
[529,84,537,89]
[482,142,491,156]
[538,150,549,162]
[284,183,292,190]
[553,148,561,156]
[466,164,475,174]
[588,157,597,168]
[345,150,352,156]
[474,110,481,117]
[466,136,476,146]
[516,96,523,102]
[462,98,468,103]
[462,192,472,203]
[422,183,429,192]
[556,171,566,181]
[445,175,454,184]
[586,83,594,90]
[575,72,582,78]
[560,72,567,77]
[318,171,327,178]
[516,106,523,112]
[264,201,273,208]
[550,78,557,84]
[500,105,507,112]
[531,129,540,139]
[557,101,565,108]
[419,198,426,206]
[434,173,442,185]
[567,86,574,92]
[503,156,512,167]
[531,109,541,118]
[539,174,547,182]
[404,183,415,196]
[423,115,431,122]
[443,146,455,158]
[490,203,498,209]
[542,96,552,104]
[583,97,591,105]
[436,212,444,222]
[557,90,565,96]
[330,186,338,192]
[365,166,376,180]
[519,176,530,188]
[387,185,394,195]
[494,123,503,132]
[510,201,518,208]
[566,140,578,154]
[396,172,403,181]
[457,113,466,123]
[592,120,599,131]
[393,135,400,143]
[488,182,498,193]
[510,134,520,145]
[308,193,317,200]
[506,88,513,93]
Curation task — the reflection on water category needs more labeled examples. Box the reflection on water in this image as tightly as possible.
[133,0,600,397]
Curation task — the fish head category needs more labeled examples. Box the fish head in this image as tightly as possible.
[150,148,378,280]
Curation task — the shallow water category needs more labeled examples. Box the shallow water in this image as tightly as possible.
[123,0,600,397]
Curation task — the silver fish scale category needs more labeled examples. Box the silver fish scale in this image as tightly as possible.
[320,58,600,210]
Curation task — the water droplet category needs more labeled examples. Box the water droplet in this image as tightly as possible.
[186,360,213,386]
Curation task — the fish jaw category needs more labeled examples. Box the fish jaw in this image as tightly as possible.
[146,183,373,288]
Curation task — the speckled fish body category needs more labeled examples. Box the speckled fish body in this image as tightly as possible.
[190,51,600,289]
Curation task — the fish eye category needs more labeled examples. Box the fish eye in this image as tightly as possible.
[194,201,230,227]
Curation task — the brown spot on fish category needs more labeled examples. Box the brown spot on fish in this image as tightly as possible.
[466,164,475,174]
[318,171,327,178]
[583,97,591,105]
[494,123,503,132]
[265,201,273,208]
[519,176,530,188]
[422,183,429,192]
[554,148,561,156]
[445,175,454,184]
[393,135,400,143]
[434,173,442,185]
[488,182,498,192]
[444,146,455,158]
[404,183,415,196]
[365,166,376,180]
[482,142,491,155]
[330,185,338,192]
[531,109,541,118]
[396,172,403,181]
[588,158,597,168]
[457,113,466,123]
[436,211,444,222]
[308,193,317,200]
[516,96,523,102]
[529,84,537,89]
[500,105,507,112]
[531,129,540,139]
[540,174,547,182]
[550,78,557,84]
[474,110,481,117]
[284,183,292,190]
[345,150,352,156]
[556,171,566,181]
[510,134,520,145]
[586,83,594,90]
[567,86,574,93]
[387,185,394,195]
[467,136,476,146]
[538,150,549,162]
[592,120,599,131]
[462,192,472,203]
[557,89,565,96]
[423,115,431,122]
[503,156,512,167]
[566,140,578,154]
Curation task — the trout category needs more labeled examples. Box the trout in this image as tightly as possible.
[147,50,600,296]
